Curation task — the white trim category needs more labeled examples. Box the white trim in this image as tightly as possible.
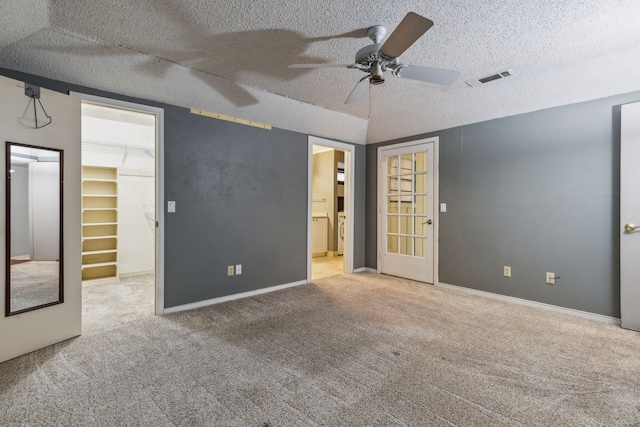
[437,282,621,325]
[163,280,308,314]
[307,136,356,282]
[118,270,155,278]
[70,91,166,315]
[355,267,377,274]
[377,137,439,284]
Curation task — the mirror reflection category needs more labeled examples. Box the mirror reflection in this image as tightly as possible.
[6,141,63,316]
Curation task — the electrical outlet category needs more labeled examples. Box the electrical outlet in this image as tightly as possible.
[503,266,511,277]
[227,265,234,276]
[546,272,555,285]
[235,264,242,275]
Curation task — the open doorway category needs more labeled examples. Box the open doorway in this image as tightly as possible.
[308,136,355,281]
[74,93,165,318]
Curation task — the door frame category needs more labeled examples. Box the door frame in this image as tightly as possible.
[377,137,439,284]
[70,92,165,315]
[307,136,355,281]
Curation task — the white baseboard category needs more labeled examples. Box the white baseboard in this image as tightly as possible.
[119,270,154,278]
[356,267,377,274]
[437,282,621,325]
[163,280,308,314]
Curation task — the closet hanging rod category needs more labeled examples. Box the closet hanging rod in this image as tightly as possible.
[82,139,154,158]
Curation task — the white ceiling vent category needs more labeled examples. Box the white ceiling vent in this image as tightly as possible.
[466,69,515,87]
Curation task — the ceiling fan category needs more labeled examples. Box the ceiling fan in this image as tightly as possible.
[289,12,461,104]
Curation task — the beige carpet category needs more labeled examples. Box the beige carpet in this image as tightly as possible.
[1,272,639,426]
[8,260,60,313]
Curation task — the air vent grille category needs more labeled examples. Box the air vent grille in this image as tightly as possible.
[466,69,514,87]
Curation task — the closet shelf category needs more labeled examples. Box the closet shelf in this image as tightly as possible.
[82,249,117,256]
[82,178,117,183]
[82,165,118,282]
[82,261,117,269]
[82,235,118,240]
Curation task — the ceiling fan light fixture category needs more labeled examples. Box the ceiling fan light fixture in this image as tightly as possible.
[292,12,460,104]
[370,62,385,85]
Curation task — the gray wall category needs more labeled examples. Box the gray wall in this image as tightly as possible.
[1,68,367,309]
[10,164,29,256]
[367,91,640,318]
[163,108,308,306]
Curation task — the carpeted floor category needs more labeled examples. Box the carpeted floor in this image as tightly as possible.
[1,272,640,426]
[8,260,60,313]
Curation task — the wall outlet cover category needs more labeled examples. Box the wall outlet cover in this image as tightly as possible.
[503,266,511,277]
[227,265,234,276]
[235,264,242,275]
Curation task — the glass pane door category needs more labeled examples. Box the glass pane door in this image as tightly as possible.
[386,151,429,258]
[379,140,435,284]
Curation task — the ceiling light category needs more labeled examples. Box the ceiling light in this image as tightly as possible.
[370,62,385,85]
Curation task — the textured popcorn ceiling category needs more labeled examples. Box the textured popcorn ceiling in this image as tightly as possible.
[1,0,639,144]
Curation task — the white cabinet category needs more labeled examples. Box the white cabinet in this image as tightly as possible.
[312,217,328,257]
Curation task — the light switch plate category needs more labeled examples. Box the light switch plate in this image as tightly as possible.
[168,201,176,213]
[235,264,242,275]
[440,203,447,213]
[546,272,555,285]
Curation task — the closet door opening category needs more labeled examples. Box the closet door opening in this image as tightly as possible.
[76,94,164,319]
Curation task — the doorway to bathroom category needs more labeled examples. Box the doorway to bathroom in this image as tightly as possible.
[308,136,355,280]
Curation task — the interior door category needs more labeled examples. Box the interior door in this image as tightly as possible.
[379,140,436,283]
[620,101,640,331]
[0,76,82,363]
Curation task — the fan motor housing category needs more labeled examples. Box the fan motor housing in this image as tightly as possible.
[354,44,396,72]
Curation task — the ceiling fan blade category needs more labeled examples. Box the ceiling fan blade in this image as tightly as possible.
[345,76,370,104]
[395,64,461,86]
[288,63,352,69]
[380,12,434,60]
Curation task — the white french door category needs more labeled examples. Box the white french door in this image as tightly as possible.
[620,101,640,331]
[378,138,437,283]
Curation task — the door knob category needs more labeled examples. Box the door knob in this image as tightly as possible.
[423,219,432,225]
[624,223,640,232]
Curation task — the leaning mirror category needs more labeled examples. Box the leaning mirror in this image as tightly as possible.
[6,141,63,316]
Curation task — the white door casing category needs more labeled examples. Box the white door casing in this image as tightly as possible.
[307,136,355,281]
[71,92,165,314]
[378,138,438,283]
[620,101,640,331]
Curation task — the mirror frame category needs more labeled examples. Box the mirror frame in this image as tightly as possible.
[5,141,64,316]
